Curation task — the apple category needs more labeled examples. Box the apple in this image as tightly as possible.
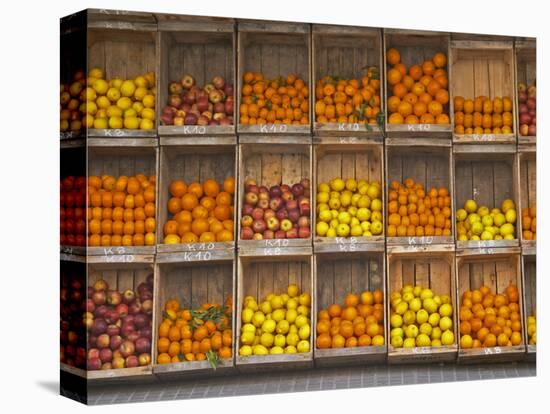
[528,125,536,135]
[281,219,293,232]
[181,74,195,89]
[281,191,294,202]
[115,303,129,318]
[112,356,125,369]
[106,324,120,337]
[252,219,267,233]
[288,209,300,223]
[286,228,299,239]
[298,227,311,238]
[245,192,258,206]
[107,290,122,306]
[299,202,311,217]
[242,204,254,217]
[263,209,276,220]
[86,299,95,313]
[96,334,110,349]
[528,85,536,97]
[172,116,183,126]
[252,208,264,220]
[141,299,153,314]
[269,197,284,211]
[259,185,269,194]
[123,289,135,304]
[300,178,310,190]
[245,179,257,191]
[275,230,286,239]
[252,233,264,240]
[197,96,209,112]
[213,101,225,114]
[129,301,142,315]
[267,217,280,231]
[184,113,198,125]
[298,216,310,228]
[91,319,107,336]
[99,348,113,363]
[263,229,275,239]
[224,83,234,97]
[225,99,234,115]
[134,314,149,329]
[135,337,151,354]
[291,183,304,197]
[241,227,254,240]
[212,76,225,90]
[269,185,282,198]
[519,103,528,114]
[88,348,100,360]
[138,353,152,366]
[519,113,531,125]
[527,97,536,110]
[204,83,215,94]
[241,215,253,228]
[94,305,108,319]
[276,208,289,221]
[285,199,298,211]
[110,335,123,351]
[258,191,269,201]
[169,82,183,95]
[209,90,223,103]
[169,94,182,108]
[257,199,269,209]
[219,117,232,126]
[520,124,529,136]
[120,341,135,358]
[94,280,108,291]
[87,357,102,371]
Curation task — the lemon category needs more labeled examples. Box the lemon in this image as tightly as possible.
[348,207,358,218]
[285,309,297,324]
[132,101,145,114]
[261,319,276,334]
[95,109,107,119]
[390,314,403,328]
[441,330,454,345]
[286,298,298,310]
[142,94,155,108]
[89,67,104,79]
[274,334,286,347]
[403,338,416,348]
[505,209,517,224]
[297,340,310,353]
[501,199,516,213]
[239,345,252,356]
[242,323,255,333]
[366,185,380,200]
[403,310,416,325]
[431,339,442,347]
[86,101,98,115]
[316,221,329,236]
[493,213,506,227]
[351,193,362,206]
[106,87,121,102]
[428,313,440,327]
[328,198,341,210]
[285,345,297,354]
[92,78,109,95]
[106,105,123,118]
[260,332,274,347]
[419,323,432,336]
[372,335,384,346]
[395,301,408,315]
[270,346,284,355]
[318,183,330,193]
[391,335,404,348]
[481,231,493,241]
[259,301,272,315]
[124,117,140,129]
[326,228,337,238]
[317,192,329,204]
[286,333,299,347]
[439,316,453,331]
[93,118,108,129]
[431,327,442,340]
[351,225,363,237]
[416,309,429,324]
[252,311,265,327]
[270,295,284,310]
[276,320,289,335]
[295,315,308,328]
[140,107,155,121]
[116,97,132,111]
[416,334,431,347]
[299,293,311,306]
[456,208,467,221]
[120,80,136,97]
[96,96,111,109]
[272,309,286,322]
[330,178,345,191]
[439,303,452,317]
[140,118,154,130]
[106,116,122,129]
[477,206,490,217]
[288,325,298,334]
[500,223,515,236]
[336,223,350,237]
[298,325,310,340]
[84,114,94,128]
[464,199,478,213]
[134,75,148,88]
[83,87,97,101]
[240,331,254,345]
[124,108,137,118]
[252,345,268,355]
[337,211,351,224]
[423,298,438,314]
[134,86,148,101]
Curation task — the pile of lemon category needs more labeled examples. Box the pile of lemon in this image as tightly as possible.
[83,67,156,130]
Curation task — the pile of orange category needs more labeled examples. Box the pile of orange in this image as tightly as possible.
[314,67,381,124]
[386,48,450,125]
[316,291,385,349]
[521,205,536,240]
[163,177,235,244]
[239,72,309,126]
[157,298,233,364]
[387,179,452,238]
[453,96,514,135]
[459,283,522,349]
[87,174,156,247]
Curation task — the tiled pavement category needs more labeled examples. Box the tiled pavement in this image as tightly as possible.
[86,361,535,405]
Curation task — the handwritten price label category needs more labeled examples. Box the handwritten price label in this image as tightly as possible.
[102,129,125,137]
[338,123,361,132]
[182,251,213,261]
[185,242,215,251]
[472,134,494,141]
[337,136,359,144]
[408,236,434,245]
[263,248,282,256]
[407,124,431,132]
[182,126,206,134]
[259,124,288,133]
[263,239,290,248]
[105,255,135,263]
[483,347,502,355]
[413,347,431,355]
[335,237,358,252]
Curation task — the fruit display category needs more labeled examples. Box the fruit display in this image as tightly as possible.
[315,178,383,238]
[60,271,87,369]
[521,205,536,240]
[453,95,514,135]
[239,284,311,356]
[60,69,86,134]
[527,313,536,345]
[239,72,309,126]
[387,179,451,238]
[60,176,87,246]
[160,74,234,126]
[84,67,156,130]
[86,275,154,371]
[458,283,522,349]
[390,285,455,348]
[156,297,233,365]
[240,179,311,240]
[316,290,385,349]
[386,48,450,125]
[314,69,381,125]
[518,82,536,136]
[456,199,517,241]
[162,178,235,244]
[87,174,157,247]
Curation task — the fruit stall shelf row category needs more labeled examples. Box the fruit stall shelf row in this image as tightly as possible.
[521,254,536,360]
[514,39,536,146]
[518,151,536,254]
[456,251,526,363]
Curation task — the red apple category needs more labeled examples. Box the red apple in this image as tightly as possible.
[106,324,120,337]
[299,203,311,217]
[520,124,529,136]
[185,113,198,125]
[169,94,182,108]
[286,228,299,239]
[242,204,254,217]
[275,230,286,239]
[120,341,135,358]
[197,96,209,112]
[224,83,234,97]
[245,179,257,190]
[141,299,153,314]
[269,185,282,198]
[107,290,122,306]
[285,199,298,211]
[298,216,310,228]
[94,279,108,291]
[110,335,123,351]
[99,348,113,363]
[88,348,100,360]
[276,208,289,221]
[264,209,276,221]
[519,113,531,125]
[263,229,275,239]
[269,197,284,211]
[528,85,536,97]
[241,227,254,240]
[135,337,151,354]
[96,334,110,349]
[281,191,294,202]
[527,97,536,110]
[252,208,264,221]
[87,357,102,371]
[258,191,269,201]
[209,90,223,103]
[241,215,253,228]
[291,183,304,197]
[258,199,269,209]
[212,76,225,89]
[225,99,234,115]
[288,209,300,223]
[252,219,267,233]
[298,226,311,239]
[528,124,536,135]
[91,319,107,336]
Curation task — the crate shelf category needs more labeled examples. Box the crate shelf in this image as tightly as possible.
[313,252,386,366]
[518,151,536,254]
[521,254,536,359]
[515,38,536,146]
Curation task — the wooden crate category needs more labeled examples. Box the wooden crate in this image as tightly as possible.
[87,262,155,381]
[87,9,157,139]
[453,148,519,252]
[312,25,383,140]
[450,39,516,144]
[383,29,451,138]
[238,144,312,254]
[156,144,237,260]
[515,38,536,146]
[314,252,386,366]
[87,146,158,261]
[157,15,236,139]
[518,151,536,254]
[152,260,236,378]
[386,145,455,250]
[313,144,384,253]
[387,250,458,363]
[521,254,536,359]
[456,251,526,363]
[237,20,311,135]
[236,254,314,372]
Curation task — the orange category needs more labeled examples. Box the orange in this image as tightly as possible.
[144,202,155,218]
[199,232,216,243]
[373,289,383,305]
[388,113,404,124]
[157,353,171,364]
[216,229,233,242]
[187,182,203,198]
[328,304,342,318]
[397,101,413,117]
[387,48,401,65]
[344,293,359,307]
[169,180,187,197]
[216,191,232,206]
[435,89,449,104]
[387,96,401,113]
[387,68,402,85]
[181,232,199,243]
[157,337,170,353]
[192,205,209,219]
[394,63,407,76]
[126,178,140,195]
[193,326,208,341]
[203,179,220,197]
[143,187,155,203]
[332,334,345,348]
[428,101,443,116]
[392,83,407,99]
[191,218,209,236]
[317,333,332,349]
[409,65,423,81]
[433,52,447,68]
[214,205,232,221]
[200,196,216,212]
[339,321,354,338]
[144,217,156,233]
[163,220,179,236]
[167,197,182,215]
[422,60,435,75]
[181,193,199,211]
